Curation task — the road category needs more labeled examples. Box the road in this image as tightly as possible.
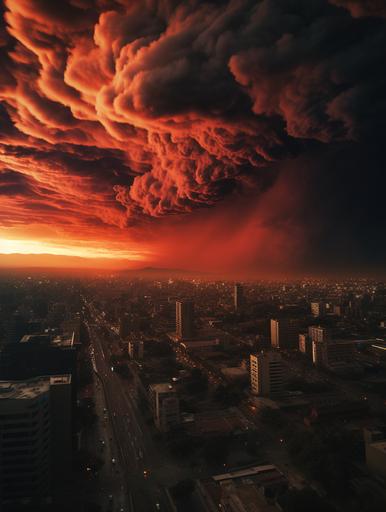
[87,318,167,512]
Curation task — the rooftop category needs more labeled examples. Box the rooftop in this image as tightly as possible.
[0,378,50,400]
[20,334,51,344]
[51,331,75,348]
[0,374,71,401]
[149,382,176,393]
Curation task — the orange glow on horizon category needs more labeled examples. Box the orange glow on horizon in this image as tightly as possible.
[0,238,150,265]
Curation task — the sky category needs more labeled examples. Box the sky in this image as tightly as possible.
[0,0,385,275]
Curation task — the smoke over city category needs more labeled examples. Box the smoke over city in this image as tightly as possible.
[0,0,385,272]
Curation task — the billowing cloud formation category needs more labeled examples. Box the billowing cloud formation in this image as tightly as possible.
[0,0,385,271]
[329,0,386,18]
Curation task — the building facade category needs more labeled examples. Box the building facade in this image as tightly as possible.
[149,383,180,432]
[176,300,194,339]
[0,375,72,508]
[128,339,144,360]
[299,333,312,357]
[312,339,355,368]
[234,283,244,310]
[250,351,285,398]
[270,319,300,350]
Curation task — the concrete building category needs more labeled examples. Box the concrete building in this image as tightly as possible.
[312,339,355,368]
[149,383,180,432]
[196,464,287,512]
[250,351,285,398]
[308,325,328,344]
[176,300,194,340]
[310,302,327,317]
[0,375,72,508]
[119,313,131,339]
[270,319,300,350]
[363,427,386,481]
[234,283,244,310]
[128,339,144,360]
[0,332,77,382]
[299,333,312,357]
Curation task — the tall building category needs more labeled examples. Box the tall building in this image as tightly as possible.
[299,333,312,357]
[309,326,330,367]
[176,300,194,339]
[270,319,300,349]
[234,283,244,310]
[149,383,180,432]
[312,339,355,368]
[250,351,285,397]
[310,302,327,317]
[119,313,131,339]
[0,375,72,508]
[128,339,144,360]
[308,325,328,344]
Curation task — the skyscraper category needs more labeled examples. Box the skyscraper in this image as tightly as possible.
[176,300,194,339]
[250,351,285,397]
[234,283,244,310]
[0,375,72,508]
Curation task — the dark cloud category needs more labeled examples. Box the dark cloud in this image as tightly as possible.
[0,0,385,270]
[0,168,32,196]
[329,0,386,18]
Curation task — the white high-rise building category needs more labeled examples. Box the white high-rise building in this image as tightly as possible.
[250,351,285,397]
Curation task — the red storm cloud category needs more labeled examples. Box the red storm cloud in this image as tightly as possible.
[0,0,385,270]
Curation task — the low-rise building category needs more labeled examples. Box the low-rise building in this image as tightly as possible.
[196,464,287,512]
[305,395,368,424]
